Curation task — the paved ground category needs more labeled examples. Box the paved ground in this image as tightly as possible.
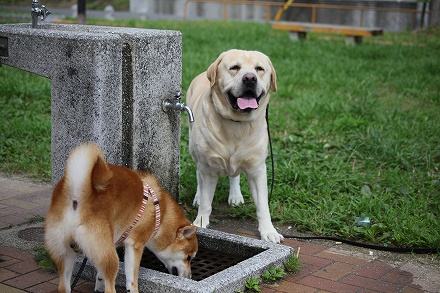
[0,174,439,293]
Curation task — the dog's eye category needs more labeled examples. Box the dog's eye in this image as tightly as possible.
[229,65,241,71]
[186,256,192,262]
[255,66,265,72]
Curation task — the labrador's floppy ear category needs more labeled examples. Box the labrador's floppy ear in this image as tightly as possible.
[206,51,227,87]
[268,59,277,92]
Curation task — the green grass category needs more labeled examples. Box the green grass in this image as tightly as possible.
[0,19,439,249]
[0,68,51,179]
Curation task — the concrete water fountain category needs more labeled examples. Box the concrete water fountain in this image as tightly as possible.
[0,20,184,197]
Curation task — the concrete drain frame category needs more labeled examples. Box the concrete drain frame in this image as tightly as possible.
[75,228,293,293]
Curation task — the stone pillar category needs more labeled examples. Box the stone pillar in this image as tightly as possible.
[0,24,182,198]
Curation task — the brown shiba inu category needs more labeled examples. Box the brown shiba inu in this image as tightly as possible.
[45,142,198,293]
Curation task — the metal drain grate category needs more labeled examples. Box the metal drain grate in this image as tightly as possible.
[117,246,249,281]
[183,247,248,281]
[18,227,256,281]
[17,227,45,242]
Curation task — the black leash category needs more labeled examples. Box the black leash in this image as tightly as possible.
[71,256,88,291]
[266,105,275,202]
[282,234,439,254]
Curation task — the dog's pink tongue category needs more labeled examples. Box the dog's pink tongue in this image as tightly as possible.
[237,97,258,110]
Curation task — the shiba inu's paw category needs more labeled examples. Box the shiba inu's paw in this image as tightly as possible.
[260,227,284,244]
[193,215,209,228]
[94,273,105,292]
[228,193,244,206]
[126,280,139,293]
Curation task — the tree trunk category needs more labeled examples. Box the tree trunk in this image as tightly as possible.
[78,0,86,25]
[420,1,427,29]
[429,0,440,27]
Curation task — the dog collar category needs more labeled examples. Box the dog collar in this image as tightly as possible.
[115,183,160,245]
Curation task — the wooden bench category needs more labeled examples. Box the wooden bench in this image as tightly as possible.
[271,21,383,44]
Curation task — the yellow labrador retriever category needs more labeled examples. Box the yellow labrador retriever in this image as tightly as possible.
[186,49,283,243]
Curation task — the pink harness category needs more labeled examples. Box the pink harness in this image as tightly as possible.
[116,183,160,245]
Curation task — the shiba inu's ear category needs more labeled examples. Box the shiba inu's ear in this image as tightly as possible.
[178,225,198,239]
[91,150,113,190]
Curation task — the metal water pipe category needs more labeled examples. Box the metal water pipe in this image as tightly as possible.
[31,0,51,28]
[162,92,195,123]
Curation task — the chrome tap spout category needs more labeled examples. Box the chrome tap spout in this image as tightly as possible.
[31,0,51,28]
[181,104,195,123]
[162,92,195,123]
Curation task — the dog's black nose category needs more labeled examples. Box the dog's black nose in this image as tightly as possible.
[171,267,178,276]
[242,73,257,86]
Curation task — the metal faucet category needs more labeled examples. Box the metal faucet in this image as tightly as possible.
[31,0,51,28]
[162,91,195,123]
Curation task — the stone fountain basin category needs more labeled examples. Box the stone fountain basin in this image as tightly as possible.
[0,23,175,35]
[75,228,293,293]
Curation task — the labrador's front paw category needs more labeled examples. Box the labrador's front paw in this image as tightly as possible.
[260,227,284,244]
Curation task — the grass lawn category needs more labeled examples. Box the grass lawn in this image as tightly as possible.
[0,19,439,249]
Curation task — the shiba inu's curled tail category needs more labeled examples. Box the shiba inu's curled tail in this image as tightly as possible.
[65,142,113,203]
